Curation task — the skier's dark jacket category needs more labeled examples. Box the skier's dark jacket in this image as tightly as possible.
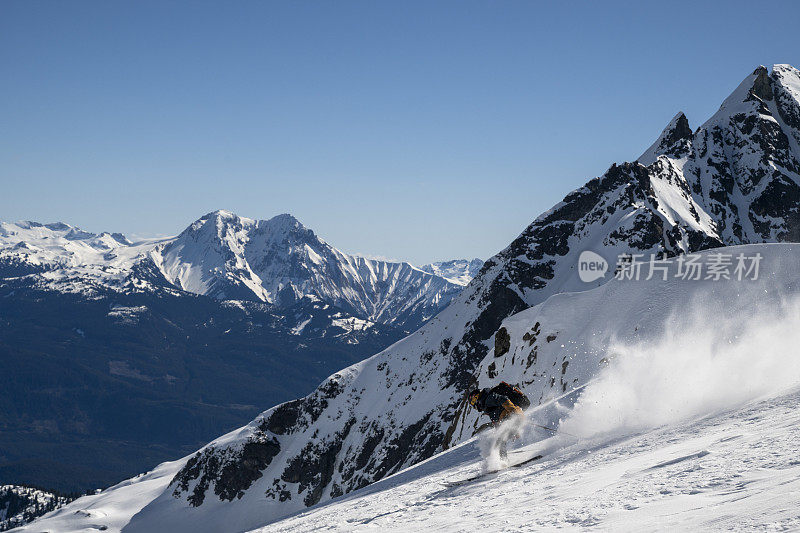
[474,386,524,425]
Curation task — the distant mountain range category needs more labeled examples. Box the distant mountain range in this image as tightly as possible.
[0,212,482,491]
[1,211,480,333]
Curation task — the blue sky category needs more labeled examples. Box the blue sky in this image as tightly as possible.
[2,1,799,264]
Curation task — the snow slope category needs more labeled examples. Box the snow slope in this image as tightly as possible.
[10,460,185,533]
[23,243,800,532]
[259,387,800,532]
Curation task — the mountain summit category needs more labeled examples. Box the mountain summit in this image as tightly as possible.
[149,210,465,331]
[638,111,693,164]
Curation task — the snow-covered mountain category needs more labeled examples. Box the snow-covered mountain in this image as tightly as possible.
[637,64,800,244]
[0,220,163,292]
[149,211,464,331]
[419,258,483,286]
[0,213,466,332]
[20,63,800,532]
[21,63,800,532]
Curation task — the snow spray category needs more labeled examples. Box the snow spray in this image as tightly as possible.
[478,415,528,472]
[559,292,800,441]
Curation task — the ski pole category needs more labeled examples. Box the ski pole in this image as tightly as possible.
[531,423,579,439]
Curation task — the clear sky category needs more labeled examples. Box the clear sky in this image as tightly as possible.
[2,1,799,264]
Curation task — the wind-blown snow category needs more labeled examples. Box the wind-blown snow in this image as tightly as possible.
[560,295,800,440]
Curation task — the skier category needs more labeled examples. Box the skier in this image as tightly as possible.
[468,382,530,460]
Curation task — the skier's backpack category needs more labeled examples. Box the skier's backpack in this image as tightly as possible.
[495,381,530,410]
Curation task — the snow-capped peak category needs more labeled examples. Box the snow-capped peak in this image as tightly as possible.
[150,210,465,329]
[263,212,306,231]
[186,211,313,248]
[707,65,774,121]
[419,258,484,286]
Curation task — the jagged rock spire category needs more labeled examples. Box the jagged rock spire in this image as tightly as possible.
[751,65,773,101]
[638,112,693,165]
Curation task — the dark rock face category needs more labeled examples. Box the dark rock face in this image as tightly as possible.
[280,418,355,506]
[670,113,694,144]
[172,433,280,506]
[750,176,800,241]
[262,400,303,436]
[751,66,774,101]
[152,65,800,528]
[660,113,694,159]
[494,327,511,357]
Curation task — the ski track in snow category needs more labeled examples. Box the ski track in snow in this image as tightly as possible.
[256,388,800,532]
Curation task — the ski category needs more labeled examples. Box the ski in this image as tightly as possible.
[510,453,544,468]
[443,454,544,487]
